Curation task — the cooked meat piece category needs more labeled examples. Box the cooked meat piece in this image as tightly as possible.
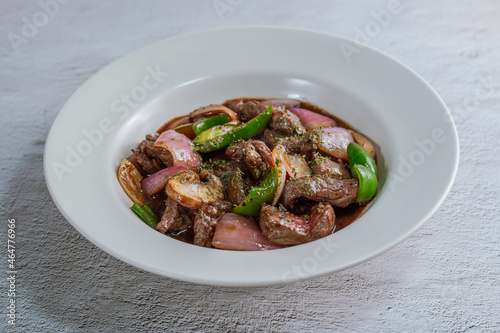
[128,149,163,176]
[226,140,273,179]
[157,198,194,233]
[312,154,351,179]
[260,129,317,158]
[204,156,243,181]
[259,203,336,246]
[224,99,266,121]
[282,176,358,212]
[269,107,306,136]
[193,200,234,247]
[260,129,287,150]
[138,133,174,167]
[128,133,174,175]
[227,168,246,206]
[224,99,245,112]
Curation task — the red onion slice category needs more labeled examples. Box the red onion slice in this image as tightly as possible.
[212,213,283,251]
[260,99,301,108]
[154,130,201,171]
[141,165,188,197]
[316,127,354,161]
[271,145,289,206]
[289,107,336,130]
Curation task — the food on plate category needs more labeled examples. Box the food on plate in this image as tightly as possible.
[117,98,379,250]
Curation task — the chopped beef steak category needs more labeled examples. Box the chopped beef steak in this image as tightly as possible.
[157,198,194,233]
[259,203,335,246]
[193,200,234,247]
[282,176,358,212]
[226,139,273,179]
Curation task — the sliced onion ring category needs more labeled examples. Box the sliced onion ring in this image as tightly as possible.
[117,159,146,204]
[316,127,354,161]
[156,115,191,134]
[154,130,201,171]
[287,154,312,178]
[289,107,336,130]
[212,213,283,251]
[141,165,189,197]
[190,104,240,122]
[270,144,289,206]
[349,130,376,159]
[260,99,301,108]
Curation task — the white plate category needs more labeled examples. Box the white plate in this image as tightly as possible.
[44,27,459,286]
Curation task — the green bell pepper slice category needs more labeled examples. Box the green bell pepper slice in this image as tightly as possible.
[233,167,278,216]
[194,105,273,153]
[351,164,378,202]
[192,113,231,136]
[192,123,236,144]
[131,203,159,229]
[347,142,378,202]
[347,142,377,174]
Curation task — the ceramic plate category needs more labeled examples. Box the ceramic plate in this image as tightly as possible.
[44,27,459,286]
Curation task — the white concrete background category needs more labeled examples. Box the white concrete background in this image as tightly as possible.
[1,0,499,332]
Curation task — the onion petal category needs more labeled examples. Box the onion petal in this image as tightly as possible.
[287,154,312,178]
[212,213,283,251]
[141,165,188,197]
[154,130,201,170]
[289,107,336,130]
[117,159,146,204]
[260,99,301,108]
[156,115,191,134]
[349,130,376,159]
[270,145,289,205]
[316,127,354,161]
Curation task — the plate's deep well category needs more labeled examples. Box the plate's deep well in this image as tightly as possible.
[44,27,458,286]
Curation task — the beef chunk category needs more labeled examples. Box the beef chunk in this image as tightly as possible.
[225,140,273,179]
[224,99,245,112]
[312,154,351,179]
[128,133,174,176]
[260,129,317,158]
[138,133,174,166]
[129,149,163,176]
[157,198,194,233]
[269,107,306,136]
[224,99,266,121]
[227,167,246,206]
[259,203,336,246]
[204,156,243,181]
[193,200,234,247]
[282,176,358,212]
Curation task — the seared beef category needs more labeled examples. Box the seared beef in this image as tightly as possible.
[227,168,246,206]
[204,156,242,181]
[261,129,317,158]
[269,107,306,136]
[259,203,336,246]
[282,176,358,212]
[225,140,273,179]
[193,200,234,247]
[312,155,351,179]
[139,133,174,166]
[224,99,266,121]
[129,133,174,176]
[157,198,194,233]
[129,149,163,176]
[224,99,244,112]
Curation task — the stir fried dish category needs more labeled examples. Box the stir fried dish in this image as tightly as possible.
[117,98,379,250]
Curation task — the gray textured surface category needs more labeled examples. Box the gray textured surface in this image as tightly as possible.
[1,0,499,332]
